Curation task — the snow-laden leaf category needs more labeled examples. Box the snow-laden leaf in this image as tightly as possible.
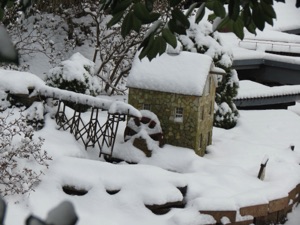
[0,25,19,65]
[195,3,205,23]
[162,28,177,49]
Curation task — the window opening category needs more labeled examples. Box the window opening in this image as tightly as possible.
[143,104,151,110]
[174,107,183,122]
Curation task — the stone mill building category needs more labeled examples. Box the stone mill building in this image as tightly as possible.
[127,51,216,156]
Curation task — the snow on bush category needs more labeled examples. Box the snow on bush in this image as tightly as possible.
[179,20,239,129]
[45,52,100,96]
[0,110,51,196]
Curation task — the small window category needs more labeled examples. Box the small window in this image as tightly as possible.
[143,104,151,110]
[174,107,183,122]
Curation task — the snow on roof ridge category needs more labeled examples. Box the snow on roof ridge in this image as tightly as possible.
[127,51,213,96]
[235,80,300,100]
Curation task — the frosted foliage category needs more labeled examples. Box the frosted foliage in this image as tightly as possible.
[179,20,239,129]
[0,111,51,196]
[45,53,100,96]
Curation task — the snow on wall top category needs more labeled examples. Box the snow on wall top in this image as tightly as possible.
[0,69,141,117]
[127,51,212,96]
[236,80,300,100]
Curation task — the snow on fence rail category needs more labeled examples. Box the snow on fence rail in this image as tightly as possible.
[0,69,141,117]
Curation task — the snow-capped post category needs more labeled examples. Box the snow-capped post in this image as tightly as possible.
[0,197,6,225]
[290,145,295,151]
[258,155,269,180]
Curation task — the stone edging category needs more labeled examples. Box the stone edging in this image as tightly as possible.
[199,184,300,225]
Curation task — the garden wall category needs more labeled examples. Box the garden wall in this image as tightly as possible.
[197,183,300,225]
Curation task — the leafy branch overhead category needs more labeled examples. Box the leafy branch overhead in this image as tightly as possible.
[100,0,300,60]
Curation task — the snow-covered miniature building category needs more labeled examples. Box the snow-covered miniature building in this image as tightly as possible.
[127,51,216,156]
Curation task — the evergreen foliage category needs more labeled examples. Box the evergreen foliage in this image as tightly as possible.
[179,20,239,129]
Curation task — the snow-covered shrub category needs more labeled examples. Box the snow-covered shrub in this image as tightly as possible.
[0,110,51,196]
[179,20,239,129]
[24,101,45,131]
[45,52,101,111]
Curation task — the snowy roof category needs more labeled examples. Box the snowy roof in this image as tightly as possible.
[127,52,213,96]
[236,80,300,100]
[271,0,300,32]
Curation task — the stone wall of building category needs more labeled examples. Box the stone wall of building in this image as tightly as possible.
[128,75,216,156]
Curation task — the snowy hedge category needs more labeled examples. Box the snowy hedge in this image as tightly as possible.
[45,53,101,111]
[179,20,239,129]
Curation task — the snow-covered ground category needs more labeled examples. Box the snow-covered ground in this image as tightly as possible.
[1,98,300,225]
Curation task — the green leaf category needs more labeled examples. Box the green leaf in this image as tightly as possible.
[0,8,4,21]
[162,28,177,48]
[168,18,187,35]
[121,12,140,37]
[133,3,160,24]
[228,0,240,21]
[262,10,274,26]
[195,3,206,23]
[260,1,276,18]
[112,0,132,14]
[145,0,153,11]
[232,17,244,39]
[171,8,190,28]
[139,34,154,60]
[185,2,200,17]
[213,0,226,18]
[214,15,230,31]
[107,11,124,28]
[156,36,167,55]
[242,6,252,26]
[262,0,274,5]
[205,0,214,10]
[245,21,257,35]
[252,5,265,30]
[169,0,182,7]
[207,13,217,23]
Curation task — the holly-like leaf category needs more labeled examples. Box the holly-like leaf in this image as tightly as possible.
[245,21,257,35]
[134,3,150,21]
[214,15,230,32]
[121,12,135,37]
[156,36,167,55]
[233,17,244,39]
[107,11,124,28]
[162,28,177,48]
[261,1,276,18]
[139,34,154,60]
[168,18,187,35]
[195,3,206,23]
[171,8,190,28]
[185,2,200,17]
[169,0,182,7]
[252,4,265,30]
[213,0,226,18]
[145,0,153,11]
[242,6,252,26]
[112,0,132,14]
[228,0,240,21]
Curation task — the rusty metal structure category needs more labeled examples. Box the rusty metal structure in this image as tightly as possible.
[55,100,127,160]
